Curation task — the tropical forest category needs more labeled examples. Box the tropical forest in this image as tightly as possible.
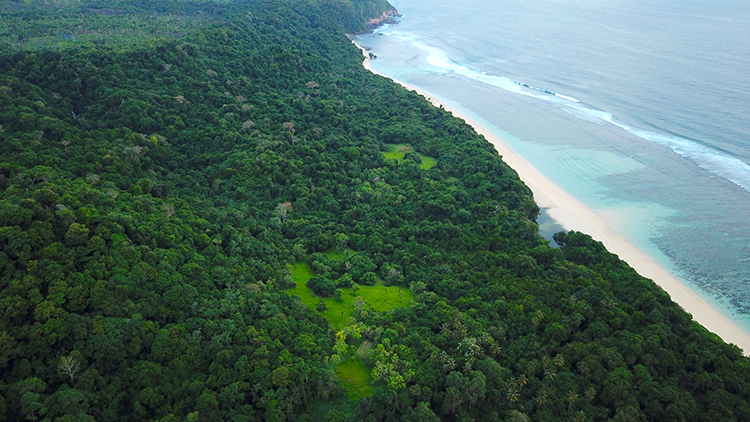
[1,0,750,421]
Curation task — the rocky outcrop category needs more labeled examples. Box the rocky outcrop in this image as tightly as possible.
[363,9,400,32]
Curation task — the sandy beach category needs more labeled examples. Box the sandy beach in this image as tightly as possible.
[353,41,750,355]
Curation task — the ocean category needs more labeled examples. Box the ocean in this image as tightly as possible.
[355,0,750,333]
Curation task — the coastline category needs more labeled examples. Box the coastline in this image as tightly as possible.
[352,40,750,355]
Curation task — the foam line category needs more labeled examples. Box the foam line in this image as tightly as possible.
[406,40,750,194]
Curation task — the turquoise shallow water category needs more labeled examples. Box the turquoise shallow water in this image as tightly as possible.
[355,0,750,334]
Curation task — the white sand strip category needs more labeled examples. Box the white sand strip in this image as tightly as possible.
[353,41,750,355]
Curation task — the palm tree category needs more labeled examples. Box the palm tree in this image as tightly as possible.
[573,410,588,422]
[567,390,578,411]
[584,387,596,402]
[505,381,520,403]
[534,388,548,408]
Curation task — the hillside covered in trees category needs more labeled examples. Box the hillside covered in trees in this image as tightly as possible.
[2,0,750,421]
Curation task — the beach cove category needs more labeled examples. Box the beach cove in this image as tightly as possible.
[352,40,750,355]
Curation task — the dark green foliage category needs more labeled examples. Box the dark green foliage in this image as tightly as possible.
[1,0,750,421]
[308,275,336,297]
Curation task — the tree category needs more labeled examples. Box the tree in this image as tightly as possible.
[360,272,377,286]
[19,378,46,421]
[441,371,486,414]
[58,355,81,382]
[333,332,348,356]
[334,233,349,249]
[407,402,440,422]
[275,202,292,222]
[553,231,567,246]
[20,392,46,422]
[308,275,336,297]
[272,366,291,388]
[64,223,89,246]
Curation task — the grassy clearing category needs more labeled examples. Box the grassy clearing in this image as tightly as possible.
[303,280,413,329]
[288,263,413,329]
[419,156,438,170]
[285,258,413,399]
[287,262,316,308]
[320,288,358,328]
[324,248,353,261]
[286,257,414,327]
[383,144,410,161]
[357,284,413,312]
[383,143,437,170]
[335,356,373,400]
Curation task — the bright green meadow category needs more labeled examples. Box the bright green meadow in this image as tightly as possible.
[383,143,438,170]
[286,258,413,398]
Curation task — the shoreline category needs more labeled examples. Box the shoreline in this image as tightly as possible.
[352,40,750,355]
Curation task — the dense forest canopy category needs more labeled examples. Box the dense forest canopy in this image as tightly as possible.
[1,1,750,421]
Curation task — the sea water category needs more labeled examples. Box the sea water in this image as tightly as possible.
[355,0,750,333]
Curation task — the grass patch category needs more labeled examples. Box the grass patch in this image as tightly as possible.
[287,262,317,308]
[383,143,437,170]
[323,248,354,261]
[419,156,438,170]
[383,144,410,160]
[285,259,414,400]
[335,356,373,400]
[357,284,413,312]
[320,289,358,328]
[316,283,413,329]
[285,261,413,329]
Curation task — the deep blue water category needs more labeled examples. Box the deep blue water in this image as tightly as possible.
[357,0,750,333]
